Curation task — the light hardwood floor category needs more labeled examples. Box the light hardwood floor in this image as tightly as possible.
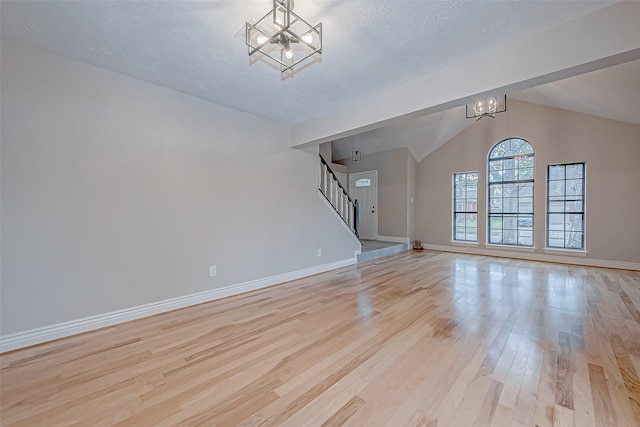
[2,250,640,426]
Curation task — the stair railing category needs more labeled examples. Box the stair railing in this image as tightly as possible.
[319,155,359,237]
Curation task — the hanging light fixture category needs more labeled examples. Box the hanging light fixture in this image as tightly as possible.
[243,0,322,74]
[466,94,507,121]
[352,135,361,162]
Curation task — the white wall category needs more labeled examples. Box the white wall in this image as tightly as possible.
[415,99,640,266]
[0,41,360,336]
[342,148,415,239]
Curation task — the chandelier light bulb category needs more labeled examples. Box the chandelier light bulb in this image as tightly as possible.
[243,0,322,73]
[466,95,507,120]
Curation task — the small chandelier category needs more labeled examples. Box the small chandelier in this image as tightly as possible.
[352,135,361,161]
[244,0,322,73]
[466,95,507,121]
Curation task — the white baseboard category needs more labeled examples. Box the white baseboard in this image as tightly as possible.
[0,257,357,353]
[377,235,411,244]
[423,244,640,271]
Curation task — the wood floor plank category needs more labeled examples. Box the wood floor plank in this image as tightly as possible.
[588,363,618,427]
[1,250,639,426]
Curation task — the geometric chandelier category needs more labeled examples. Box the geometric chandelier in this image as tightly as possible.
[244,0,322,74]
[466,94,507,121]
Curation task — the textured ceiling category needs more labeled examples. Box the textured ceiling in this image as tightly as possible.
[0,0,618,126]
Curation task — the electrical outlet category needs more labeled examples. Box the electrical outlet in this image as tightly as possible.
[317,248,322,257]
[209,265,217,277]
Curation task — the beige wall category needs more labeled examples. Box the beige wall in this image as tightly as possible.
[1,41,360,336]
[415,99,640,263]
[319,141,347,175]
[342,148,416,239]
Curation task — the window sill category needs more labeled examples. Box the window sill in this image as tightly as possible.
[484,244,537,253]
[543,248,589,257]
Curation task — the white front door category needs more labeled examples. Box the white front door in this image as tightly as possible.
[349,170,378,240]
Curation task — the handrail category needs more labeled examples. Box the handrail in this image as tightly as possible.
[318,154,359,238]
[319,155,353,204]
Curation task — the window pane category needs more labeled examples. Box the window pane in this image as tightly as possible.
[548,214,565,230]
[489,171,502,182]
[503,184,516,197]
[466,213,478,227]
[490,216,502,230]
[518,156,534,168]
[491,143,507,158]
[510,139,523,152]
[517,142,533,154]
[566,179,583,196]
[503,158,516,169]
[490,160,502,171]
[466,228,477,242]
[455,201,464,212]
[566,200,584,213]
[566,164,584,179]
[549,165,565,180]
[566,232,583,249]
[518,231,533,246]
[504,230,517,245]
[503,169,516,181]
[567,214,583,232]
[549,181,565,197]
[518,182,533,197]
[548,200,564,212]
[455,228,466,240]
[490,230,503,244]
[548,231,564,248]
[518,168,534,180]
[504,216,517,230]
[490,184,502,198]
[490,199,502,213]
[519,197,533,213]
[504,198,517,213]
[518,215,533,230]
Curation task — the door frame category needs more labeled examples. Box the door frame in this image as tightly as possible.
[349,170,378,240]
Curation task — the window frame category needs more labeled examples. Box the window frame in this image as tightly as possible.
[486,138,535,248]
[546,162,586,250]
[452,171,479,243]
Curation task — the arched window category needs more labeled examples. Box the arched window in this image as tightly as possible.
[488,138,534,246]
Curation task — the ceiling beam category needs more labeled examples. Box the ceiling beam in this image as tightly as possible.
[291,1,640,147]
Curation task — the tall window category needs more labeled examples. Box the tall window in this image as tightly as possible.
[488,138,534,246]
[547,163,585,249]
[453,171,478,242]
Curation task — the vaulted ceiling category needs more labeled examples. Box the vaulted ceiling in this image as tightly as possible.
[2,1,639,162]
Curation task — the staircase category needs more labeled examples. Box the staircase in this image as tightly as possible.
[319,154,411,263]
[319,155,359,238]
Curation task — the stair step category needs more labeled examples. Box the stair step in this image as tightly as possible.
[357,243,410,263]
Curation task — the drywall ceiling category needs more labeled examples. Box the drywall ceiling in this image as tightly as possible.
[2,1,639,161]
[513,59,640,126]
[0,0,619,125]
[331,58,640,162]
